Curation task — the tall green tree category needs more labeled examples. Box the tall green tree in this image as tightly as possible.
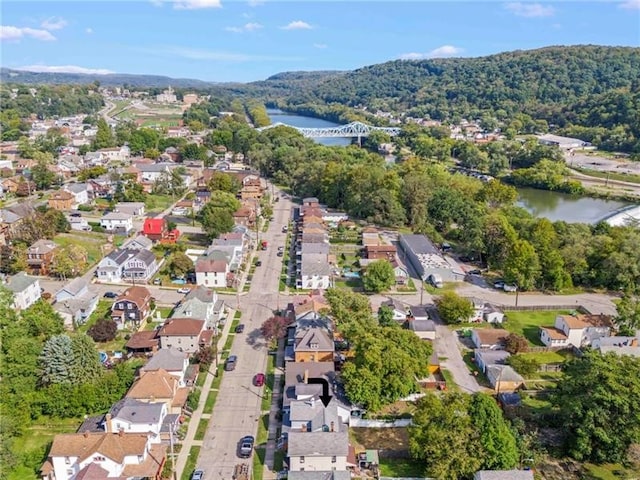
[553,351,640,463]
[503,239,541,291]
[435,291,474,324]
[469,393,519,470]
[362,260,395,293]
[410,393,481,480]
[93,119,115,149]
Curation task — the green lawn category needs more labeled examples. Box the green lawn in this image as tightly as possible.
[584,462,640,480]
[502,310,571,346]
[379,458,425,478]
[194,418,209,441]
[54,232,109,267]
[145,193,176,213]
[203,390,218,415]
[518,350,574,364]
[12,417,81,453]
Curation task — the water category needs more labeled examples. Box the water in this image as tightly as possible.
[265,109,636,224]
[516,187,634,224]
[266,109,352,146]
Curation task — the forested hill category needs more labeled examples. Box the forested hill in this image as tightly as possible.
[0,68,215,88]
[275,45,640,120]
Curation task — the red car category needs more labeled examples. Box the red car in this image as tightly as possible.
[254,373,265,387]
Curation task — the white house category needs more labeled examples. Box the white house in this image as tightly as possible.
[40,432,165,480]
[103,398,167,443]
[465,297,505,324]
[63,183,91,206]
[298,256,332,290]
[287,430,349,472]
[540,314,613,348]
[171,286,224,330]
[53,278,99,328]
[96,249,159,283]
[195,258,228,288]
[100,212,134,234]
[134,163,172,183]
[68,216,91,232]
[98,145,130,161]
[6,272,41,311]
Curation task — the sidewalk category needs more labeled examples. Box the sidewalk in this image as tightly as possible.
[174,307,236,479]
[262,340,286,480]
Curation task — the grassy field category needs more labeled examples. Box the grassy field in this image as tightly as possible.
[572,167,640,185]
[502,310,572,345]
[583,462,640,479]
[145,193,177,213]
[54,232,109,266]
[12,417,81,453]
[519,350,574,364]
[379,458,425,478]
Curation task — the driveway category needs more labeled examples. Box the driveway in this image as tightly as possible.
[194,187,292,480]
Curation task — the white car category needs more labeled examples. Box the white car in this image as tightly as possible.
[177,288,191,294]
[503,284,517,292]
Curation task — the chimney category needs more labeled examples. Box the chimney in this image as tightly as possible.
[303,369,309,384]
[105,413,112,433]
[330,421,335,432]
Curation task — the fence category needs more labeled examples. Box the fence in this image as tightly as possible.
[502,304,591,314]
[350,418,413,428]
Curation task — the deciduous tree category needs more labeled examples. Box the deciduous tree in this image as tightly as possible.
[362,260,395,293]
[435,291,473,324]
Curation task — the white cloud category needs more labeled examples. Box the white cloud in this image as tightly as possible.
[173,0,222,9]
[247,0,265,5]
[0,25,56,41]
[504,2,555,17]
[86,27,93,34]
[150,46,302,62]
[399,45,463,60]
[14,65,114,75]
[41,17,67,31]
[281,20,312,30]
[313,43,327,49]
[619,0,640,9]
[226,21,262,32]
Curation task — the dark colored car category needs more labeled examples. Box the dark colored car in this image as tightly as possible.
[225,355,237,371]
[235,324,245,333]
[103,291,118,298]
[239,435,255,458]
[467,269,482,275]
[255,260,262,267]
[254,373,265,387]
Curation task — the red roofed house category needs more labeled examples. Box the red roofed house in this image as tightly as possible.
[195,258,229,288]
[143,218,180,244]
[157,318,206,353]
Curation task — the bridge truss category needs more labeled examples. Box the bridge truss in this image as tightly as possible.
[257,121,401,138]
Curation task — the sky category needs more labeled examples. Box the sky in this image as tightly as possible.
[1,0,639,83]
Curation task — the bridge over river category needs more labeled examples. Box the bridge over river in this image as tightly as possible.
[257,120,401,140]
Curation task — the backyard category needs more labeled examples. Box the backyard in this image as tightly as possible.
[53,231,112,267]
[502,310,572,345]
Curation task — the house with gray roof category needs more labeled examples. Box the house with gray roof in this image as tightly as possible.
[287,430,349,472]
[53,278,99,328]
[171,286,224,330]
[122,234,153,251]
[298,256,332,290]
[115,202,145,217]
[486,365,524,393]
[474,349,511,374]
[290,399,343,433]
[100,211,134,234]
[288,472,351,480]
[103,398,167,443]
[6,272,41,310]
[407,319,436,340]
[141,347,189,385]
[96,248,160,283]
[63,182,90,206]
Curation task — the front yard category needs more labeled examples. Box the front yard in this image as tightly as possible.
[502,310,572,345]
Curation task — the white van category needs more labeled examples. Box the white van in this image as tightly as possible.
[428,274,444,288]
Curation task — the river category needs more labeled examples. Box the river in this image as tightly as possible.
[266,109,351,146]
[266,109,636,224]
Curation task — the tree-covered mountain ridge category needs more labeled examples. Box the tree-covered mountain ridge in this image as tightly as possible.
[283,45,640,117]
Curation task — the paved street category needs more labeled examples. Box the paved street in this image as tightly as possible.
[194,188,292,480]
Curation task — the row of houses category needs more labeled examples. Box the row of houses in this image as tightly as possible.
[294,198,347,290]
[40,275,226,479]
[194,231,249,288]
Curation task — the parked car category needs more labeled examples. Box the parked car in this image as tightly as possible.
[153,278,162,285]
[282,225,288,233]
[177,288,191,294]
[254,372,265,387]
[493,281,505,290]
[191,470,204,480]
[235,324,245,333]
[255,260,262,267]
[277,246,284,252]
[225,355,238,371]
[467,269,482,275]
[103,291,118,298]
[277,251,284,257]
[239,435,255,458]
[503,284,518,292]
